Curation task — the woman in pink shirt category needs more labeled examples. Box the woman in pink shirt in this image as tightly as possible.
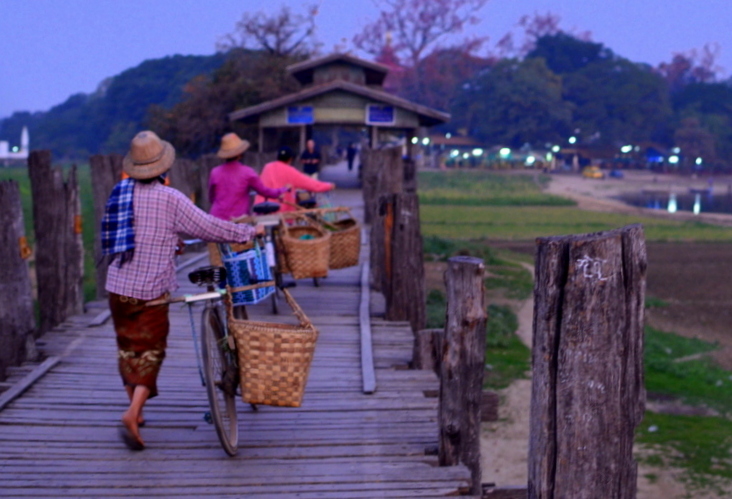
[254,146,335,212]
[209,133,288,220]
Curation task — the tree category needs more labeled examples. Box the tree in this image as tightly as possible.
[527,32,612,75]
[657,44,722,94]
[151,5,320,157]
[354,0,488,105]
[217,4,320,58]
[451,58,572,147]
[674,117,716,169]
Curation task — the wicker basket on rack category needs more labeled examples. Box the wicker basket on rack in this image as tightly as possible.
[279,214,331,279]
[227,288,318,407]
[317,207,361,269]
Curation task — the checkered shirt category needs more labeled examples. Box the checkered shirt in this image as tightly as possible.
[105,182,255,300]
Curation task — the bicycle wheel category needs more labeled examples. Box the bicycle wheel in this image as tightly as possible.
[200,306,238,456]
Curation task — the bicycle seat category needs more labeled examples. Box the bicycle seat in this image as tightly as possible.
[252,201,280,215]
[188,266,227,287]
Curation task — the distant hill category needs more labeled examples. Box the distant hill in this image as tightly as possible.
[0,53,227,159]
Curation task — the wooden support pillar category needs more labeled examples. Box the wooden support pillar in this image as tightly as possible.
[90,154,124,299]
[415,328,444,372]
[28,151,84,334]
[529,225,646,499]
[299,126,307,155]
[438,256,487,496]
[384,193,426,335]
[196,154,220,213]
[0,181,36,380]
[258,126,264,153]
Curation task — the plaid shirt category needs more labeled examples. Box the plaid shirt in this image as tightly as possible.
[106,182,255,300]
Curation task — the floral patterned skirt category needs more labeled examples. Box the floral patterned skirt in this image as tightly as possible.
[109,293,170,398]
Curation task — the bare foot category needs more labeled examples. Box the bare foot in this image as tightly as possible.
[121,411,144,450]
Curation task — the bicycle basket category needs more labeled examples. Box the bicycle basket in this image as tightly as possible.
[219,240,275,306]
[228,289,318,407]
[317,207,361,270]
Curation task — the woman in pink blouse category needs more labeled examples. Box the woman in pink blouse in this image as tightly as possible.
[209,133,288,220]
[254,146,334,212]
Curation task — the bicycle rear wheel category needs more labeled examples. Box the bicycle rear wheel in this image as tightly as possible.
[201,306,239,456]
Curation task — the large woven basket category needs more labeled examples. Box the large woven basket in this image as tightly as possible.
[318,207,361,269]
[279,214,331,279]
[228,289,318,407]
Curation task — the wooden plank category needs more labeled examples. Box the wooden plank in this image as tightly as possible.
[360,261,376,394]
[0,356,60,411]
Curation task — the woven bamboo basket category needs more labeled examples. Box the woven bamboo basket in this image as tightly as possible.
[318,207,361,269]
[227,288,318,407]
[279,214,331,279]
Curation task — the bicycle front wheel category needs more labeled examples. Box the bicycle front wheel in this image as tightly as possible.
[201,306,239,456]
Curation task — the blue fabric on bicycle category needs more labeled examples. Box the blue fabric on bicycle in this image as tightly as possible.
[220,241,274,305]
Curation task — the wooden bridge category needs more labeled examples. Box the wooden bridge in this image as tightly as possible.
[0,181,477,497]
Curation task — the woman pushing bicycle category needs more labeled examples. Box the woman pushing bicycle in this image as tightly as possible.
[102,130,263,451]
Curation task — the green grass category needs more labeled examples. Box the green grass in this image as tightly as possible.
[425,288,530,391]
[418,170,574,207]
[421,205,732,242]
[644,327,732,414]
[0,164,97,301]
[638,412,732,492]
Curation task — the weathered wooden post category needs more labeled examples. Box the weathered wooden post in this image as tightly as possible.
[89,154,123,299]
[529,225,646,499]
[169,157,199,203]
[438,256,487,496]
[28,151,84,334]
[368,147,406,292]
[197,154,220,212]
[378,192,426,335]
[0,181,36,380]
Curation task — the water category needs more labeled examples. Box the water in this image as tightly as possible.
[618,191,732,215]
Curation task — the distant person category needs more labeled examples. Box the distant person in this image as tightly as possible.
[208,133,288,220]
[300,139,321,178]
[102,130,262,451]
[346,143,358,171]
[255,146,334,212]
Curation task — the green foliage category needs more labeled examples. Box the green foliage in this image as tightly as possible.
[528,32,613,75]
[451,57,573,147]
[486,266,533,300]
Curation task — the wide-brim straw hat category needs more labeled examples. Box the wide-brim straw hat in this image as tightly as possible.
[123,131,175,180]
[217,133,250,159]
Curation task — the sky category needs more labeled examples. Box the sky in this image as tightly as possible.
[1,0,731,120]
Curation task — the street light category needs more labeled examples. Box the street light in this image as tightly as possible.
[568,136,577,144]
[696,157,703,166]
[422,137,430,146]
[620,145,633,154]
[551,145,560,153]
[411,137,419,145]
[669,155,680,164]
[499,147,511,157]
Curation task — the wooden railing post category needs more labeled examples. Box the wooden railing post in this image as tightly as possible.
[439,256,487,496]
[529,225,646,499]
[90,154,123,299]
[0,181,36,380]
[196,154,221,212]
[28,151,84,334]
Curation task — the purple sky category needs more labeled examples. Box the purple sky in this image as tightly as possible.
[1,0,730,119]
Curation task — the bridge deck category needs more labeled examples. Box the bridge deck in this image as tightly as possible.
[0,180,475,498]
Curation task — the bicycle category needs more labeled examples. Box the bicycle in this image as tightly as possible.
[147,265,274,456]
